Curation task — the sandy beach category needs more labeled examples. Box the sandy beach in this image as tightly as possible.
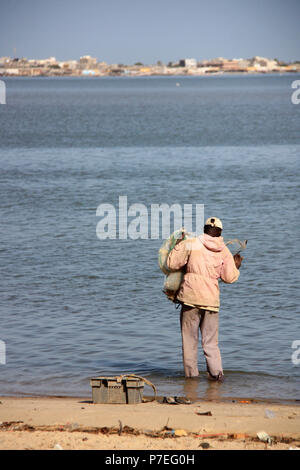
[0,396,299,450]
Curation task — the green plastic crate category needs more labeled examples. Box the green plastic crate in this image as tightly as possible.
[90,375,144,404]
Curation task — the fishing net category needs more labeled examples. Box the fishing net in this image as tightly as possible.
[225,239,248,255]
[158,228,194,302]
[158,228,194,275]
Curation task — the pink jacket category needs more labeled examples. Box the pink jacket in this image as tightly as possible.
[167,233,240,308]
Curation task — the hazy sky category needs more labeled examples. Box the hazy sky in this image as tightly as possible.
[1,0,299,63]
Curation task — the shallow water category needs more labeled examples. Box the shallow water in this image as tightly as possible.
[0,76,299,401]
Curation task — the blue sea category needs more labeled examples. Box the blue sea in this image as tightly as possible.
[0,74,299,401]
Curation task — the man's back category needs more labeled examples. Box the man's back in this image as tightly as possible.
[167,233,239,309]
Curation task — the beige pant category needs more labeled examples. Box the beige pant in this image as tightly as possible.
[180,304,223,378]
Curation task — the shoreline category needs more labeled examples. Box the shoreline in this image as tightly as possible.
[2,71,300,78]
[1,394,299,406]
[0,395,299,450]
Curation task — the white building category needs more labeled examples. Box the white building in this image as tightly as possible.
[79,55,98,69]
[250,56,278,70]
[179,58,197,68]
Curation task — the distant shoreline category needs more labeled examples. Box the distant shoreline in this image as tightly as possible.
[2,71,300,78]
[2,55,299,78]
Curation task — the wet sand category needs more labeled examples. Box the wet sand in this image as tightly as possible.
[0,396,299,450]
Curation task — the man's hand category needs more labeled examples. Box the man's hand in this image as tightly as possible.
[234,253,243,269]
[175,231,185,246]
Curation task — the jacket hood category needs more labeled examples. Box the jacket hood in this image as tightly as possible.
[199,233,226,252]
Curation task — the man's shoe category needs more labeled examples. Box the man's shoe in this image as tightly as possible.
[174,396,192,405]
[162,396,178,404]
[208,372,224,382]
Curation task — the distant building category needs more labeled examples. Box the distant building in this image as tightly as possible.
[61,60,78,70]
[0,57,11,67]
[27,57,58,67]
[249,56,278,70]
[179,58,197,68]
[97,61,108,69]
[44,57,57,65]
[201,57,225,66]
[82,69,96,76]
[79,55,98,69]
[221,59,248,71]
[2,68,19,75]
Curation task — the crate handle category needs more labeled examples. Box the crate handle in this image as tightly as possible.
[116,374,157,402]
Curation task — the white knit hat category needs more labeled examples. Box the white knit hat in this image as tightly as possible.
[205,217,223,230]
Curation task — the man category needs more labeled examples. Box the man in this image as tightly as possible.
[167,217,243,382]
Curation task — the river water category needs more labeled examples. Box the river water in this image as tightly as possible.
[0,75,299,401]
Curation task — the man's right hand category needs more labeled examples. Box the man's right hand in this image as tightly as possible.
[175,231,185,246]
[234,253,243,269]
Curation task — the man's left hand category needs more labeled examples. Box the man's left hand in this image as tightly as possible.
[234,253,243,269]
